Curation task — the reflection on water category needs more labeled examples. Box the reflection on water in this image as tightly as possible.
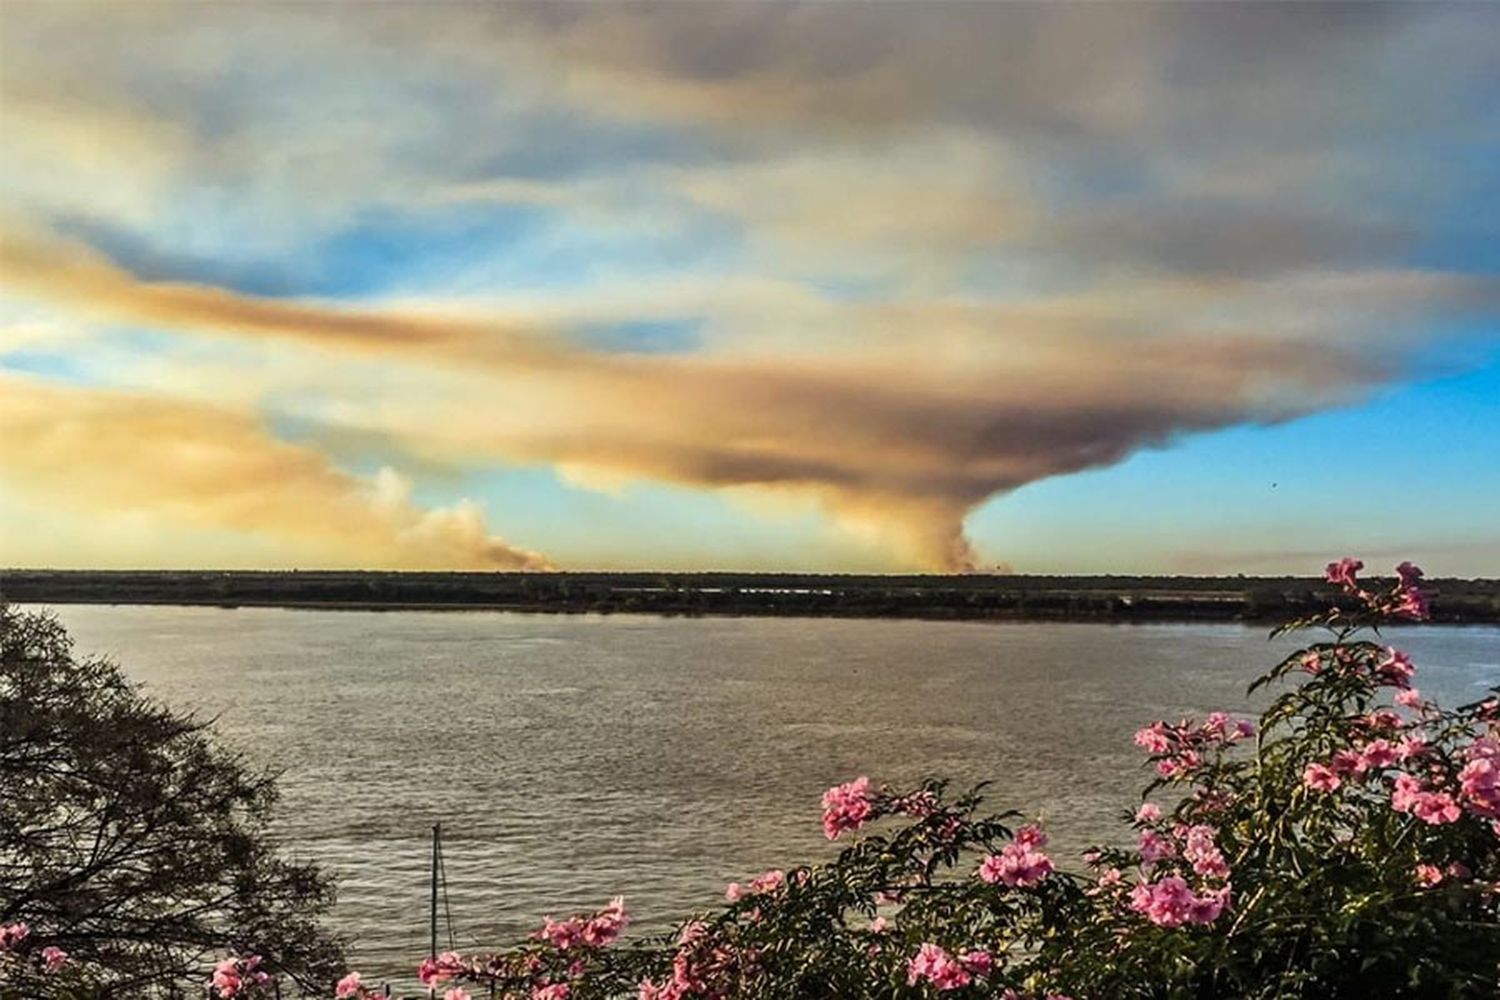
[31,605,1500,986]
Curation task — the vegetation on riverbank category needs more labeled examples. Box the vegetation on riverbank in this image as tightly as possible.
[4,568,1500,624]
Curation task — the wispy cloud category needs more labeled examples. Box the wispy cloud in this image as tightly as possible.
[0,376,550,570]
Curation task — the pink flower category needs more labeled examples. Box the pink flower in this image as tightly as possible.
[869,916,891,933]
[529,987,566,1000]
[418,951,466,986]
[958,949,993,976]
[1303,762,1341,792]
[1393,563,1430,620]
[907,943,971,990]
[1088,867,1125,896]
[821,777,875,840]
[211,959,242,997]
[1395,689,1423,710]
[1459,740,1500,818]
[1395,561,1424,586]
[1013,824,1048,850]
[1138,829,1176,863]
[1155,748,1202,778]
[335,972,364,998]
[1391,772,1424,812]
[0,922,28,951]
[1394,774,1463,826]
[1376,648,1415,688]
[1356,739,1398,773]
[1414,791,1461,825]
[1183,825,1229,879]
[538,917,583,950]
[979,828,1055,887]
[40,946,67,973]
[581,896,629,948]
[1325,557,1364,590]
[749,870,785,894]
[1128,876,1193,928]
[637,980,668,1000]
[1415,863,1444,887]
[1129,876,1230,928]
[724,882,744,902]
[1187,885,1232,925]
[1299,651,1323,675]
[1397,733,1429,761]
[893,790,939,817]
[1331,749,1362,775]
[210,955,269,998]
[1135,802,1162,823]
[1134,723,1172,754]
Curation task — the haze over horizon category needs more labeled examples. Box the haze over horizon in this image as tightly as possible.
[2,3,1498,576]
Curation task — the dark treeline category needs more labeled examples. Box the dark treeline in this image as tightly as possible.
[3,569,1499,623]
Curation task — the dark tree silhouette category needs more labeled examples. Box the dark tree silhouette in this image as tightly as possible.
[0,605,344,997]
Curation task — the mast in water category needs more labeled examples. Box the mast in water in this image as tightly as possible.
[429,823,440,963]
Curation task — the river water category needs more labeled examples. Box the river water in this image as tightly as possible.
[27,605,1500,988]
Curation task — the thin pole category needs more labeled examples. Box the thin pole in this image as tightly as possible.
[430,822,440,962]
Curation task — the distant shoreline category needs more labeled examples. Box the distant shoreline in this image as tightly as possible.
[4,569,1498,625]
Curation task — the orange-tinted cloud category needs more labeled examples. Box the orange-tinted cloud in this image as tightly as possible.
[10,232,1484,569]
[0,375,551,570]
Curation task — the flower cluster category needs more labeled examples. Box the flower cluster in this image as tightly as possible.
[210,955,271,998]
[1391,772,1461,825]
[978,824,1055,888]
[1459,737,1500,820]
[417,951,468,988]
[1112,803,1235,930]
[1128,876,1231,928]
[820,775,876,839]
[1323,558,1431,622]
[404,898,633,1000]
[724,868,785,902]
[637,921,760,1000]
[535,896,631,951]
[333,971,385,998]
[1133,711,1254,780]
[1292,641,1500,839]
[0,923,27,951]
[0,923,67,977]
[905,942,992,991]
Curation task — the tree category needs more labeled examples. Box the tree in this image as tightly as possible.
[0,605,344,998]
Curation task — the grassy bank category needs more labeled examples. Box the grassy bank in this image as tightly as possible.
[4,569,1498,623]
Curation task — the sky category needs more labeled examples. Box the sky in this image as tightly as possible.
[1,3,1498,576]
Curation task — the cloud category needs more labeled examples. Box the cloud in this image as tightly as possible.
[0,376,551,570]
[9,231,1493,569]
[1,3,1497,570]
